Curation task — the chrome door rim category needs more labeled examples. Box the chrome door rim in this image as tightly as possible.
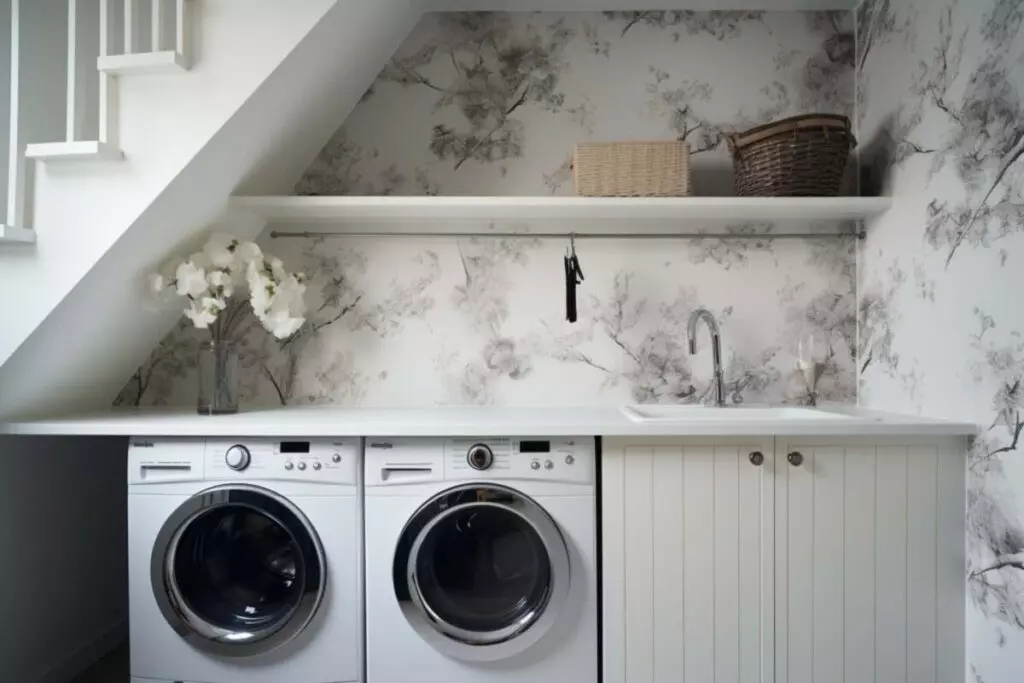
[395,483,571,661]
[151,484,327,658]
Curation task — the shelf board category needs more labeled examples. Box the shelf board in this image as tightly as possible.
[98,51,189,75]
[25,141,124,162]
[231,195,891,229]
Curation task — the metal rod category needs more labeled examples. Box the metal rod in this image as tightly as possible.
[270,230,864,240]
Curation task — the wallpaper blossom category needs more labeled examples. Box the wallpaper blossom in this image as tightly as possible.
[857,0,1024,680]
[120,10,857,410]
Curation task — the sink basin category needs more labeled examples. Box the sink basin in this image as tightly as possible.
[622,405,855,422]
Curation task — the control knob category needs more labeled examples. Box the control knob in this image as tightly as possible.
[224,445,251,471]
[467,444,494,471]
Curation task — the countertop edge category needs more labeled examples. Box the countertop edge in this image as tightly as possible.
[0,408,979,439]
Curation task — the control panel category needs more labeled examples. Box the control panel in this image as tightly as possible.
[445,437,594,484]
[205,438,359,484]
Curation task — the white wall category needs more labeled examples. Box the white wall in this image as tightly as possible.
[0,435,127,683]
[0,0,10,224]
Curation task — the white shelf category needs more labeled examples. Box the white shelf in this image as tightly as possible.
[98,51,189,75]
[25,141,124,162]
[231,196,892,229]
[0,224,36,244]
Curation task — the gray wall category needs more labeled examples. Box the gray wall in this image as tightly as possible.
[0,436,127,682]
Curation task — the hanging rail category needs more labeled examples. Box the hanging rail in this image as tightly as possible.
[269,229,865,240]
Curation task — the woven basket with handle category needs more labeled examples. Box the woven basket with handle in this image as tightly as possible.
[727,114,855,197]
[573,141,692,197]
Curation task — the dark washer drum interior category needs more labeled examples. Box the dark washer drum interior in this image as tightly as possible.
[173,505,306,632]
[415,504,552,633]
[153,485,326,656]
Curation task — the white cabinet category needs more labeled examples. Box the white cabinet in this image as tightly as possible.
[602,436,967,683]
[602,437,775,683]
[774,438,966,683]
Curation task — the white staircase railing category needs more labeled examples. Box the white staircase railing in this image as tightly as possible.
[1,0,192,243]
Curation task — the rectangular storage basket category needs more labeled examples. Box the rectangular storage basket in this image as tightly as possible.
[573,141,692,197]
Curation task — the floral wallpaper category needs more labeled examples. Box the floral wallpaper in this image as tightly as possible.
[857,0,1024,680]
[118,10,857,409]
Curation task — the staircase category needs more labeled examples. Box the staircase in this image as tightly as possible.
[2,0,193,244]
[0,0,422,418]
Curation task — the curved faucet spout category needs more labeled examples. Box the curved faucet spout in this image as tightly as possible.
[687,308,725,407]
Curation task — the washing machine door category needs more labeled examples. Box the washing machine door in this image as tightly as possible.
[393,483,571,662]
[151,483,326,657]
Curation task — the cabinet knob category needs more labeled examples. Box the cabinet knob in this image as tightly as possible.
[749,451,764,466]
[788,451,804,467]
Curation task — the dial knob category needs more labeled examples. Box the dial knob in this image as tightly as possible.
[544,460,554,470]
[531,460,541,470]
[313,461,322,471]
[297,461,307,471]
[467,444,494,471]
[224,445,251,471]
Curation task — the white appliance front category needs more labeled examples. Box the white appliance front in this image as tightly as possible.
[128,438,362,683]
[364,437,597,683]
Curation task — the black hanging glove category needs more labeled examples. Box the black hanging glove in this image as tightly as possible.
[565,251,584,323]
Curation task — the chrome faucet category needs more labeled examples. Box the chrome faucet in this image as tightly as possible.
[687,308,725,407]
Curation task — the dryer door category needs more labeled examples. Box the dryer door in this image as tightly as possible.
[151,483,326,657]
[393,483,571,662]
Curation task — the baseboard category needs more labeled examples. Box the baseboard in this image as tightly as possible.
[35,617,127,683]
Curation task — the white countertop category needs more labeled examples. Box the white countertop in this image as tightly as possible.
[0,405,976,438]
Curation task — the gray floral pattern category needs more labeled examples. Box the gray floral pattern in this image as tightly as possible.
[858,0,1024,679]
[123,9,859,411]
[300,11,853,197]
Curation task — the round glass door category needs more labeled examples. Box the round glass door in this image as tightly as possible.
[152,484,326,657]
[394,484,571,661]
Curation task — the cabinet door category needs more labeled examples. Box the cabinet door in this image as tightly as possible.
[774,437,966,683]
[603,437,774,683]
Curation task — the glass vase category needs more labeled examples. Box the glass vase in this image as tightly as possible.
[197,341,239,415]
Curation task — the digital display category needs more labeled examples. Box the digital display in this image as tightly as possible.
[519,440,551,453]
[280,441,311,454]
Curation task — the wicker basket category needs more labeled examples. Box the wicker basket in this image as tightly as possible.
[573,141,692,197]
[727,114,855,197]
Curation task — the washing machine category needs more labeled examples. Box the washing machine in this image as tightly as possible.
[364,437,597,683]
[128,437,362,683]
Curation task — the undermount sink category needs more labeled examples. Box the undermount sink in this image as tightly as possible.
[621,404,855,422]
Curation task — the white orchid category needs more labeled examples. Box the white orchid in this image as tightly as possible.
[148,273,165,294]
[236,241,262,265]
[207,269,235,300]
[154,232,308,342]
[184,298,219,329]
[204,233,239,269]
[175,261,209,298]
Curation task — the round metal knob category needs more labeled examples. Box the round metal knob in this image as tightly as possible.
[788,451,804,467]
[284,461,294,471]
[332,453,342,463]
[297,461,307,471]
[313,461,322,471]
[749,451,764,467]
[544,460,554,470]
[530,460,541,470]
[467,444,494,471]
[224,445,251,471]
[565,454,575,465]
